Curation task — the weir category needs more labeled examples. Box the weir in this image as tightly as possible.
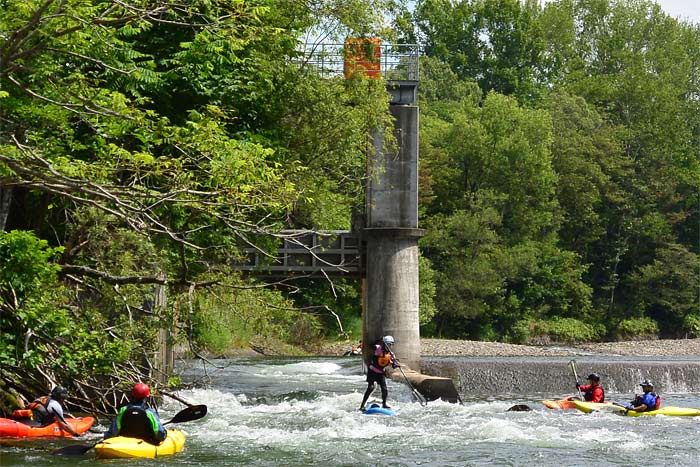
[420,357,700,395]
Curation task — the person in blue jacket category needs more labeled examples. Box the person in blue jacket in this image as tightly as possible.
[104,382,167,444]
[626,380,660,412]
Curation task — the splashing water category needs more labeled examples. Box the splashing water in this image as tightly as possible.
[1,357,698,466]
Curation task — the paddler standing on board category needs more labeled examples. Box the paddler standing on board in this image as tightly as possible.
[359,335,398,411]
[574,373,605,403]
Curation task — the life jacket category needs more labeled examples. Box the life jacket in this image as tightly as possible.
[27,396,51,423]
[117,405,160,444]
[369,344,393,374]
[11,409,33,420]
[633,392,660,411]
[584,385,605,403]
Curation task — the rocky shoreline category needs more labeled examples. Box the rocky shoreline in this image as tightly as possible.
[320,338,700,358]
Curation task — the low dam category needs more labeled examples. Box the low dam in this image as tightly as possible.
[421,356,700,396]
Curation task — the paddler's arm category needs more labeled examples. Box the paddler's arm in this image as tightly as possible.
[50,405,80,437]
[56,415,80,437]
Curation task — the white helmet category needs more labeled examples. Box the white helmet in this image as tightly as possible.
[383,335,395,345]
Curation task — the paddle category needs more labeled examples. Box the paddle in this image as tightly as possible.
[569,359,584,401]
[611,401,631,414]
[52,404,207,456]
[161,390,196,407]
[396,364,429,406]
[387,350,428,407]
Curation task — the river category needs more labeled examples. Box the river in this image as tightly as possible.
[1,356,699,466]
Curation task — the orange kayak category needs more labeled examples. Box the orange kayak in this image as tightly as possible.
[542,399,578,409]
[0,417,95,438]
[543,399,613,410]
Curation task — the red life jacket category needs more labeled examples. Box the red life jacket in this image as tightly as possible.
[583,385,605,403]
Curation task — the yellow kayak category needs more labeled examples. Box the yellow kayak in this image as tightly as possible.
[542,399,612,410]
[573,400,700,417]
[95,429,186,458]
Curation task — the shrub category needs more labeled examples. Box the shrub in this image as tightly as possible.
[529,317,604,344]
[614,317,659,340]
[682,314,700,338]
[505,320,530,344]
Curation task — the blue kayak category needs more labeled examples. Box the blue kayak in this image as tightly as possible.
[362,403,396,416]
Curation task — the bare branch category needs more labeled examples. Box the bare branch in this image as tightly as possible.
[60,264,167,285]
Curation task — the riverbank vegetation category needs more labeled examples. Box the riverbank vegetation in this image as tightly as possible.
[2,0,700,414]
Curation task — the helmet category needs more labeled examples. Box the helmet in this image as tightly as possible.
[50,386,68,399]
[640,379,654,388]
[382,335,395,346]
[586,373,600,382]
[131,382,151,399]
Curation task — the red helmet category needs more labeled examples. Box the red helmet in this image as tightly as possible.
[132,382,151,399]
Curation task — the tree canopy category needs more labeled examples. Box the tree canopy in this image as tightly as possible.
[2,0,700,413]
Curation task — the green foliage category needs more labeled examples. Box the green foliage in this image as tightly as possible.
[412,0,551,100]
[191,279,323,353]
[416,0,700,342]
[422,90,558,242]
[418,255,438,326]
[3,0,700,410]
[625,244,700,335]
[614,317,660,341]
[0,230,63,368]
[291,277,362,340]
[530,317,605,344]
[0,230,62,304]
[0,230,129,377]
[505,320,531,344]
[682,314,700,338]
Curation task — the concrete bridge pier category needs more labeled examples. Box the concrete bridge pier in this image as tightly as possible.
[363,229,422,370]
[362,104,422,370]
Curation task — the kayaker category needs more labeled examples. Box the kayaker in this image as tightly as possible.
[343,340,363,356]
[29,386,81,437]
[575,373,605,402]
[359,335,398,411]
[104,382,167,445]
[625,380,660,412]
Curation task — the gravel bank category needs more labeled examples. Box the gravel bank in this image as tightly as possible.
[322,338,700,357]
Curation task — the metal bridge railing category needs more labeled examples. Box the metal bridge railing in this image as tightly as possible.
[297,42,420,81]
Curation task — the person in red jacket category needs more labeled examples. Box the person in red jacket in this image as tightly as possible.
[576,373,605,402]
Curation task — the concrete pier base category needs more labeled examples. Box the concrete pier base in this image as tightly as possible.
[388,366,462,404]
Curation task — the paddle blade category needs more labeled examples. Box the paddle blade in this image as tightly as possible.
[166,404,207,424]
[52,442,97,456]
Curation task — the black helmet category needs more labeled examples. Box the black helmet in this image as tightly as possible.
[640,379,654,388]
[587,373,600,382]
[50,386,68,399]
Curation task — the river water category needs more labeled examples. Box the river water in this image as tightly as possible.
[1,356,699,466]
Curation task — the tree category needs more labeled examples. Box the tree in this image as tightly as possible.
[411,0,550,101]
[1,0,397,410]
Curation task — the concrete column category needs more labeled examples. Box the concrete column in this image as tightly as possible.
[364,230,422,369]
[363,104,422,370]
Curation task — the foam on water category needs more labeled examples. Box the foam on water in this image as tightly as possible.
[4,357,697,466]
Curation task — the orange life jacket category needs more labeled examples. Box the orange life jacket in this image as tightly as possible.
[12,409,34,420]
[27,396,51,422]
